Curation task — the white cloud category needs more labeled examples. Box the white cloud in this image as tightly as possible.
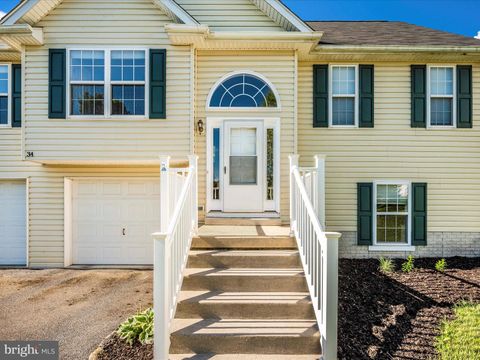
[476,31,480,39]
[0,11,5,19]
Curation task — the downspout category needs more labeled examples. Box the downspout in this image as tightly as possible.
[293,49,298,155]
[189,44,195,155]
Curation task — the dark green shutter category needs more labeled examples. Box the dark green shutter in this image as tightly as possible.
[359,65,374,128]
[457,65,472,128]
[48,49,66,119]
[357,183,373,245]
[11,64,21,127]
[313,65,328,127]
[412,183,427,246]
[149,49,166,119]
[411,65,426,128]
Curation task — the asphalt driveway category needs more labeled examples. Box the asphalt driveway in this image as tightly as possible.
[0,269,153,360]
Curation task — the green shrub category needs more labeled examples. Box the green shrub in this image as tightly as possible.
[117,308,154,345]
[435,258,447,272]
[378,257,395,273]
[436,302,480,360]
[401,255,415,273]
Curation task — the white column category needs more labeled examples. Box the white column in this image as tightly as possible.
[314,154,326,230]
[188,154,199,235]
[153,233,170,360]
[289,154,299,235]
[322,231,341,360]
[159,155,171,233]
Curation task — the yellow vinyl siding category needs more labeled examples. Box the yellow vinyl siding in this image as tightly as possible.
[7,0,194,266]
[176,0,283,32]
[298,62,480,233]
[25,0,192,162]
[195,50,295,222]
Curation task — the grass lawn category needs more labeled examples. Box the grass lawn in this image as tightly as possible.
[436,302,480,360]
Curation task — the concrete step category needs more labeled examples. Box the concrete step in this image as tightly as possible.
[187,250,301,268]
[192,236,296,250]
[204,217,282,226]
[175,291,315,319]
[170,354,320,359]
[170,319,321,355]
[181,268,308,292]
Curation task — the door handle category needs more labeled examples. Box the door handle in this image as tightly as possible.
[224,166,227,174]
[122,228,126,236]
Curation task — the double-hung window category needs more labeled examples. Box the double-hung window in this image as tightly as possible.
[330,65,358,126]
[70,50,105,116]
[69,49,147,118]
[111,50,146,116]
[428,66,455,127]
[374,182,410,245]
[0,64,10,126]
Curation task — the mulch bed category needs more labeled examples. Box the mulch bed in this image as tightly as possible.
[338,257,480,360]
[94,257,480,360]
[95,333,153,360]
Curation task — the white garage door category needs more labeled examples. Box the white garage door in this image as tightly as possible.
[0,180,27,266]
[72,178,160,265]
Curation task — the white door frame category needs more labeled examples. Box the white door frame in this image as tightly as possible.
[206,117,280,214]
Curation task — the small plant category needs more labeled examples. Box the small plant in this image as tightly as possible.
[401,255,415,273]
[117,308,154,345]
[435,258,447,272]
[379,257,395,273]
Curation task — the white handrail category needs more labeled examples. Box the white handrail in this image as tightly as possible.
[289,154,340,360]
[153,155,198,360]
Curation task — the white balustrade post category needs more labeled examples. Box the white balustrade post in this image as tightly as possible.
[159,156,171,233]
[314,154,326,229]
[289,154,299,235]
[322,231,341,360]
[188,154,199,235]
[153,233,170,360]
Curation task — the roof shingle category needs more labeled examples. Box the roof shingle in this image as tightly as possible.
[306,21,480,47]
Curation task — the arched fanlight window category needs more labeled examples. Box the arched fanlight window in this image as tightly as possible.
[209,73,278,108]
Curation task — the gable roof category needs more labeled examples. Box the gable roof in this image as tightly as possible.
[307,21,480,47]
[1,0,198,26]
[251,0,312,32]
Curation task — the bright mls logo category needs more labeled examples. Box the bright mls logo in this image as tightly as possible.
[0,342,58,360]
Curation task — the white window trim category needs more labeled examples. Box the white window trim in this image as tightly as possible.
[328,64,359,128]
[372,180,413,248]
[0,63,12,128]
[66,48,149,120]
[426,64,456,129]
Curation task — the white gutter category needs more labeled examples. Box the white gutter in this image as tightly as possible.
[315,44,480,53]
[165,24,323,42]
[207,31,323,42]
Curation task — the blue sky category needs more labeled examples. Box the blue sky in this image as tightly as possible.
[0,0,478,38]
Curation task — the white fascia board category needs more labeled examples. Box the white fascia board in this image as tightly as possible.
[259,0,312,32]
[2,0,199,27]
[1,0,40,25]
[155,0,199,25]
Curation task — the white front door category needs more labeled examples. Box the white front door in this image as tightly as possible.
[223,121,264,212]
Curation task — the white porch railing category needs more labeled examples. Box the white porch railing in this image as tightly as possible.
[153,155,198,360]
[289,154,341,360]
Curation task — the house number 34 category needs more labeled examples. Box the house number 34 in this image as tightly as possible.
[26,151,34,158]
